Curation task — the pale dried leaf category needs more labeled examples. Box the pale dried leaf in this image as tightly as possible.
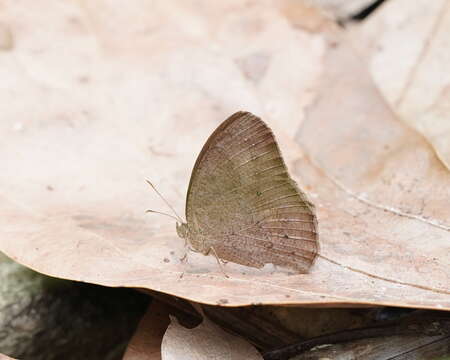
[356,0,450,170]
[308,0,376,19]
[161,317,262,360]
[0,354,17,360]
[0,1,448,310]
[123,301,170,360]
[297,32,450,308]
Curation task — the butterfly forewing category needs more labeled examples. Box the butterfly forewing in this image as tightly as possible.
[185,112,318,273]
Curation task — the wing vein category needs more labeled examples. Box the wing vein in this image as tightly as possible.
[232,149,277,170]
[254,193,299,208]
[228,134,272,160]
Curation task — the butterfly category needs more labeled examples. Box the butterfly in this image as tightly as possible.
[172,111,319,273]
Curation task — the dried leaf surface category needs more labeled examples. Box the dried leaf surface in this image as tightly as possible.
[0,354,16,360]
[123,301,170,360]
[293,334,450,360]
[308,0,376,19]
[356,0,450,170]
[161,317,262,360]
[0,1,449,309]
[297,34,450,308]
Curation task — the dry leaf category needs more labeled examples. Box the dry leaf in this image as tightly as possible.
[161,317,262,360]
[0,1,449,310]
[296,32,450,309]
[308,0,376,19]
[0,354,17,360]
[123,301,170,360]
[356,0,450,170]
[292,334,450,360]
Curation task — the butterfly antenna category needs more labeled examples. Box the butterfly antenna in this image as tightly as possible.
[145,180,184,223]
[145,209,181,222]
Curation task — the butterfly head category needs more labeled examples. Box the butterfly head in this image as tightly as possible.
[176,222,189,239]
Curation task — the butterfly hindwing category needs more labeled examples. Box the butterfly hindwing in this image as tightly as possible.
[185,112,318,273]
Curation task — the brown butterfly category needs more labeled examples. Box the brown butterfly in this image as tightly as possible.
[171,111,319,273]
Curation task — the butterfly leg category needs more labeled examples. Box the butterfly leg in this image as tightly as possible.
[180,246,199,263]
[207,246,229,278]
[178,255,186,279]
[178,254,188,280]
[178,246,201,279]
[178,247,193,280]
[179,253,188,263]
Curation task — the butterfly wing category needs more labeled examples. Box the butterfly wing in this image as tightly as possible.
[185,112,318,273]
